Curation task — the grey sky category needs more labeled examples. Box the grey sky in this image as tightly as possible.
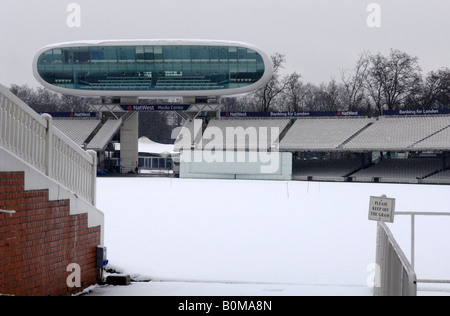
[1,0,450,88]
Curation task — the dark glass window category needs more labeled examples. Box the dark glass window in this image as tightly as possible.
[73,48,90,63]
[136,46,145,62]
[91,50,105,61]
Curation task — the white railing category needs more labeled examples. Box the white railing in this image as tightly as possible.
[374,221,417,296]
[0,85,97,205]
[0,90,47,172]
[395,211,450,284]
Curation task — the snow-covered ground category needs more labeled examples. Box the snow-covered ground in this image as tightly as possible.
[86,178,450,296]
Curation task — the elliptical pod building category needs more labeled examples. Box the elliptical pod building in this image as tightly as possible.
[33,39,273,98]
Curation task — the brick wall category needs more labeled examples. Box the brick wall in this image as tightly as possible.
[0,172,101,296]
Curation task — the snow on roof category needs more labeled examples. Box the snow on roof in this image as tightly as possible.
[115,137,176,156]
[138,137,176,156]
[40,39,261,50]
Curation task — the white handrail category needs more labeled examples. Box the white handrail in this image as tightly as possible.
[0,85,97,205]
[395,211,450,283]
[0,210,16,215]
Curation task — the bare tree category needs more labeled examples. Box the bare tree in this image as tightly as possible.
[282,72,306,112]
[383,50,422,110]
[253,53,290,112]
[139,111,174,144]
[341,52,370,111]
[60,94,97,112]
[365,53,388,114]
[221,97,248,112]
[421,68,450,109]
[312,80,346,111]
[10,84,95,112]
[10,85,62,112]
[301,83,322,111]
[365,50,422,114]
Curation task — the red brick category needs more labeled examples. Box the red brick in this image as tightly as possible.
[0,172,101,296]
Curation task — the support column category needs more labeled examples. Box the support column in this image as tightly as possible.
[120,112,139,174]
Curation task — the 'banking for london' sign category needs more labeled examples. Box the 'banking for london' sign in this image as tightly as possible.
[221,111,361,118]
[383,109,450,116]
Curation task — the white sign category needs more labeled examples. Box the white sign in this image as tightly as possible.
[369,196,396,223]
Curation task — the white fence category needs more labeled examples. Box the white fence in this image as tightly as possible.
[0,85,97,205]
[374,222,417,296]
[395,211,450,284]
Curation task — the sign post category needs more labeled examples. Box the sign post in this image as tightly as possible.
[368,195,396,223]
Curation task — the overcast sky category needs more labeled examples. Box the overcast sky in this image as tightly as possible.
[1,0,450,88]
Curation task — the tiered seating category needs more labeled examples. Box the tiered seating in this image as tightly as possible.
[155,76,225,91]
[292,159,363,181]
[351,158,442,183]
[87,119,123,151]
[412,126,450,151]
[423,169,450,184]
[79,77,153,91]
[280,118,373,151]
[52,119,101,147]
[203,119,290,151]
[343,116,450,151]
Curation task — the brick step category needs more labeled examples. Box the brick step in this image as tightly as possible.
[0,171,101,296]
[0,189,49,207]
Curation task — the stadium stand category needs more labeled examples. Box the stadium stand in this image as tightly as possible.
[280,117,374,151]
[202,118,291,151]
[350,158,443,183]
[412,125,450,151]
[52,118,101,147]
[292,158,364,182]
[51,116,125,174]
[48,110,450,184]
[343,116,450,151]
[87,118,123,151]
[423,169,450,184]
[179,114,450,184]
